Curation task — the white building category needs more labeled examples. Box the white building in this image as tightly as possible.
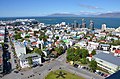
[99,44,110,51]
[87,42,99,50]
[19,53,41,68]
[14,42,26,58]
[101,24,107,31]
[111,45,120,53]
[77,41,87,48]
[93,53,120,74]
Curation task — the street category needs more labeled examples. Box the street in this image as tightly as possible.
[1,52,104,79]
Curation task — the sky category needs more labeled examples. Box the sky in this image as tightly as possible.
[0,0,120,17]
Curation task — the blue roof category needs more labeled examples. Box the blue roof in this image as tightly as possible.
[100,44,110,47]
[94,53,120,66]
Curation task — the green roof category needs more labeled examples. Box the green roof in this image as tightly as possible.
[63,40,69,43]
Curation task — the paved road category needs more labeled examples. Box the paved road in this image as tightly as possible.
[7,36,16,70]
[1,52,104,79]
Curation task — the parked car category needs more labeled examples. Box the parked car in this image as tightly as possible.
[39,64,43,67]
[4,44,9,49]
[73,64,79,68]
[14,71,19,73]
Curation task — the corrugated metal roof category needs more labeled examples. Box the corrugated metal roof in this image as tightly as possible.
[94,53,120,66]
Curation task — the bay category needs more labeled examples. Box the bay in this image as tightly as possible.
[0,17,120,29]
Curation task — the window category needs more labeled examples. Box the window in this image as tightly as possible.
[99,60,103,63]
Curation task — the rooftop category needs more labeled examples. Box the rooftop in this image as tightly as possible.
[93,53,120,66]
[19,53,41,61]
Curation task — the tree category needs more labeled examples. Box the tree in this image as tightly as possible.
[67,48,75,61]
[89,60,97,72]
[80,58,89,64]
[91,50,96,55]
[109,40,120,46]
[34,31,39,36]
[55,46,63,55]
[39,34,48,42]
[25,36,30,38]
[14,32,22,40]
[66,48,89,62]
[33,48,43,55]
[20,38,24,42]
[80,48,89,58]
[67,53,75,61]
[28,57,33,67]
[56,36,59,40]
[15,31,18,34]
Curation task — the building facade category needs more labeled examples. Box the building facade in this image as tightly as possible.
[93,53,120,74]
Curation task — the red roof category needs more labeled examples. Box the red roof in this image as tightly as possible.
[115,50,120,54]
[32,42,37,45]
[89,54,92,57]
[0,58,2,64]
[55,41,60,44]
[100,40,106,42]
[0,34,4,36]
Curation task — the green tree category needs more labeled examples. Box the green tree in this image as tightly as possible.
[67,52,75,61]
[80,58,89,64]
[28,57,33,67]
[91,50,96,55]
[80,49,89,58]
[33,48,43,55]
[34,31,39,36]
[55,46,63,55]
[109,40,120,46]
[89,60,97,72]
[25,36,30,38]
[39,34,48,42]
[56,36,59,40]
[20,38,24,42]
[15,31,18,34]
[14,32,22,40]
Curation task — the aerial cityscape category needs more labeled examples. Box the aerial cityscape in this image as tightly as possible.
[0,0,120,79]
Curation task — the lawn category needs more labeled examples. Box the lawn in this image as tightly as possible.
[45,70,85,79]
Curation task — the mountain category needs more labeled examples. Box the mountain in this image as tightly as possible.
[46,12,120,18]
[97,12,120,18]
[47,13,79,17]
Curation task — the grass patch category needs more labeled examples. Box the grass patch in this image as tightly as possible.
[45,70,85,79]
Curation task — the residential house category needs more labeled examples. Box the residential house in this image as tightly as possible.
[77,41,87,48]
[111,45,120,53]
[87,42,99,54]
[99,44,110,51]
[114,50,120,57]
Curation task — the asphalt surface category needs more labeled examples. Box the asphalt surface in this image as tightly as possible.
[1,52,104,79]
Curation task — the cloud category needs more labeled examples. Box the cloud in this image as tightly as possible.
[79,4,104,10]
